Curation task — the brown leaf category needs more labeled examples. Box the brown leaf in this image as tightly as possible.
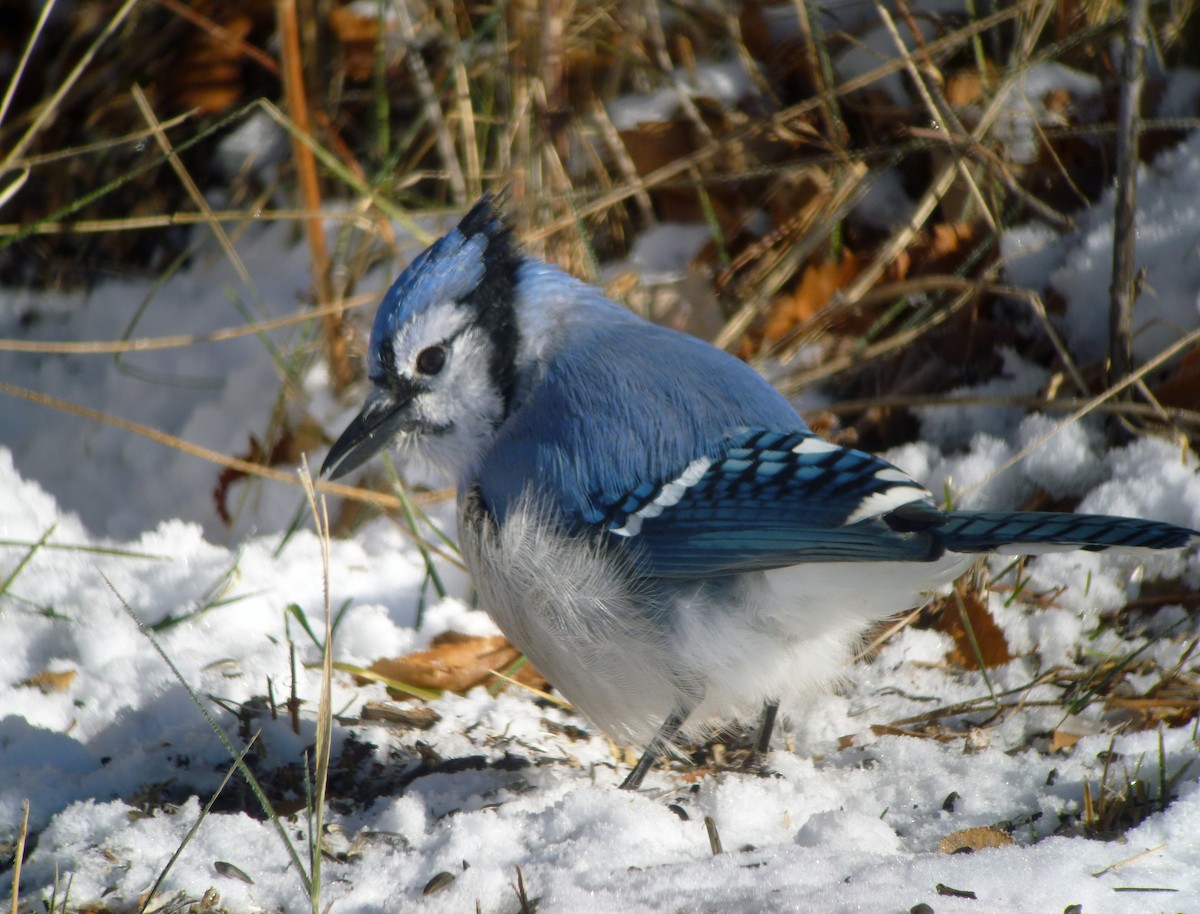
[759,250,860,343]
[938,826,1014,854]
[1153,345,1200,410]
[20,668,77,693]
[1049,729,1085,753]
[213,416,325,525]
[889,222,982,281]
[173,13,252,115]
[936,584,1013,670]
[366,632,547,695]
[329,6,391,83]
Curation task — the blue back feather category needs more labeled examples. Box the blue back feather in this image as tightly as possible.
[478,268,805,530]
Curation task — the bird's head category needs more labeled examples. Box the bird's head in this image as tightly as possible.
[321,193,523,483]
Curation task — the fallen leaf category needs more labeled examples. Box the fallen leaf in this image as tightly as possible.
[365,632,547,695]
[1049,729,1085,753]
[20,668,77,693]
[1153,344,1200,410]
[759,250,860,343]
[173,13,253,115]
[936,584,1013,670]
[938,827,1014,854]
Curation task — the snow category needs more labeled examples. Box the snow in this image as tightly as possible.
[1048,128,1200,364]
[988,63,1104,165]
[607,60,754,130]
[5,108,1200,914]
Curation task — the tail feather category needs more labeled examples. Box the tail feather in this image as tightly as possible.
[934,511,1198,555]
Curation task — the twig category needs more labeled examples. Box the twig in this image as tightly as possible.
[154,0,279,74]
[956,321,1200,501]
[0,380,461,525]
[393,0,467,204]
[0,293,377,354]
[1108,0,1148,405]
[276,0,350,394]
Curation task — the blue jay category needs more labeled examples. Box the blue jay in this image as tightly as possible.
[323,193,1197,789]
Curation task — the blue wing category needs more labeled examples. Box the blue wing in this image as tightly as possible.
[592,428,942,577]
[589,428,1198,577]
[474,295,1196,580]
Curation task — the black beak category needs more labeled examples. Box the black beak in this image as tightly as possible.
[321,389,411,479]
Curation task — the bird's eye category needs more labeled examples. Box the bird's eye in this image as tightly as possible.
[415,345,446,376]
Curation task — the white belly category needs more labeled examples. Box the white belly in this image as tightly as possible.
[458,487,969,744]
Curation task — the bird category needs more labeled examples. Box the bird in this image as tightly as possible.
[322,192,1198,790]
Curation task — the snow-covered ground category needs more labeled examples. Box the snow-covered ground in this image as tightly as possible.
[4,133,1200,914]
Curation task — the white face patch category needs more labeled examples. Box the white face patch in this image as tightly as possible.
[611,456,713,537]
[390,303,473,375]
[378,301,508,486]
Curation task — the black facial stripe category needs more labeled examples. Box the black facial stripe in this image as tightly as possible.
[457,194,522,418]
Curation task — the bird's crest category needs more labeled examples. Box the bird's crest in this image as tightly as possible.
[368,192,522,389]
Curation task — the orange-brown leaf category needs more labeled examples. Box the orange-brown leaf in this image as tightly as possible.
[1049,728,1085,753]
[173,14,252,115]
[329,6,387,83]
[936,586,1013,670]
[760,250,860,343]
[938,827,1014,854]
[19,668,77,693]
[1153,345,1200,410]
[366,632,547,695]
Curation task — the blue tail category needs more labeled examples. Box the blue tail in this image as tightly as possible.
[932,511,1197,554]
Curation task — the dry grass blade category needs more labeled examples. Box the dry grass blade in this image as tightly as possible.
[131,84,264,305]
[1108,0,1148,399]
[135,736,262,914]
[0,0,140,173]
[0,379,459,523]
[778,276,982,393]
[487,667,569,708]
[154,0,279,75]
[332,662,441,701]
[0,0,57,131]
[275,0,349,395]
[874,2,996,232]
[0,294,378,354]
[4,113,196,171]
[255,99,431,239]
[298,461,334,914]
[393,0,466,205]
[1092,844,1167,878]
[525,4,1024,243]
[815,392,1200,430]
[8,799,29,914]
[0,205,378,237]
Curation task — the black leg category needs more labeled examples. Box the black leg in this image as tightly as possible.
[620,711,686,790]
[743,700,779,771]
